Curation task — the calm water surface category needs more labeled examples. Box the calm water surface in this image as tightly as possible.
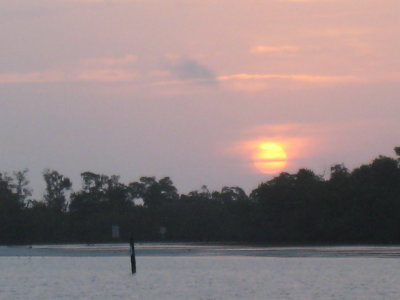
[1,244,400,299]
[2,243,400,257]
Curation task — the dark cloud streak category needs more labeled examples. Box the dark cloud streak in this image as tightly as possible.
[170,58,218,85]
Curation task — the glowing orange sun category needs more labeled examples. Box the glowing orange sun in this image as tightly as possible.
[253,142,288,174]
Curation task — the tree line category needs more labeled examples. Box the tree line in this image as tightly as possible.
[1,147,399,245]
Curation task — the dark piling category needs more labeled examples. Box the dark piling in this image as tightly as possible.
[130,235,136,274]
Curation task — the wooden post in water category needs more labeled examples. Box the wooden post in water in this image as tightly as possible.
[130,235,136,274]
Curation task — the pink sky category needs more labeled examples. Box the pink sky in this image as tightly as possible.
[0,0,399,195]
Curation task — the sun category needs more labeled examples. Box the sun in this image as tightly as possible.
[253,142,288,174]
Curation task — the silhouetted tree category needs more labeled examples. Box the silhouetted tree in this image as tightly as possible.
[213,186,248,204]
[395,146,400,157]
[2,146,400,245]
[0,172,25,244]
[68,172,134,242]
[129,176,178,207]
[13,169,32,206]
[43,169,72,212]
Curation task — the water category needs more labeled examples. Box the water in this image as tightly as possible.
[1,244,400,299]
[2,243,400,258]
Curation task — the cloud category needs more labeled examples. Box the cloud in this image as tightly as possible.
[160,56,217,86]
[77,54,138,82]
[82,54,137,67]
[0,54,139,84]
[0,70,137,84]
[76,69,137,82]
[171,59,215,81]
[0,72,64,84]
[218,73,360,83]
[0,69,360,88]
[216,73,362,92]
[250,45,300,54]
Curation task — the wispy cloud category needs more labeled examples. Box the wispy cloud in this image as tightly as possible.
[0,70,137,85]
[216,73,362,92]
[76,69,137,82]
[0,72,64,84]
[0,70,360,87]
[82,54,137,67]
[0,54,139,84]
[218,73,359,83]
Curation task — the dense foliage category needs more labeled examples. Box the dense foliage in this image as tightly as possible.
[1,148,400,245]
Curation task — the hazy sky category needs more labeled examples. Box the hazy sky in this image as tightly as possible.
[1,0,399,197]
